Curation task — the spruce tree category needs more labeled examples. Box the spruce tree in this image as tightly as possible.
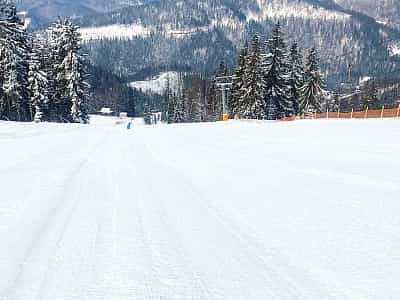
[191,90,203,122]
[207,77,219,122]
[230,42,248,118]
[162,74,171,122]
[29,39,48,122]
[0,1,31,121]
[61,19,90,123]
[242,35,265,119]
[362,80,380,110]
[167,91,176,123]
[263,23,292,120]
[46,18,90,123]
[301,47,325,114]
[46,20,67,121]
[173,91,186,123]
[288,43,304,116]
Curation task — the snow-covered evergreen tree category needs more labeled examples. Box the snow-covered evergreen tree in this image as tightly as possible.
[46,19,90,123]
[361,80,380,110]
[173,91,186,123]
[242,35,265,119]
[301,47,325,114]
[207,77,219,122]
[191,90,203,122]
[288,43,304,116]
[29,39,48,122]
[0,1,32,121]
[44,21,63,121]
[230,42,248,118]
[263,23,292,120]
[167,90,175,124]
[162,74,172,122]
[62,19,90,123]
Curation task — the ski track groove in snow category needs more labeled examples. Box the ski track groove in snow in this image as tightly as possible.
[2,130,111,300]
[140,141,340,299]
[132,140,214,300]
[34,132,114,300]
[0,126,85,173]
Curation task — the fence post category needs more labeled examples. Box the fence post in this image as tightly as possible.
[326,108,329,119]
[351,108,354,119]
[397,104,400,118]
[364,106,369,119]
[381,106,384,118]
[337,108,340,119]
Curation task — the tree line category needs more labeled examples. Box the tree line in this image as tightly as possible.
[165,23,325,123]
[0,1,89,123]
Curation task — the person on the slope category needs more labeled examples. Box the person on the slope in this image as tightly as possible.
[127,119,132,130]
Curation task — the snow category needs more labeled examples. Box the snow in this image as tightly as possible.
[17,11,31,29]
[129,71,180,95]
[1,117,400,299]
[359,76,371,85]
[389,43,400,56]
[78,23,209,41]
[246,0,350,22]
[99,107,113,114]
[79,24,151,41]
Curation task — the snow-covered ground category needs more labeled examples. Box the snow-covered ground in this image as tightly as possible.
[129,71,180,95]
[1,117,400,300]
[79,24,151,41]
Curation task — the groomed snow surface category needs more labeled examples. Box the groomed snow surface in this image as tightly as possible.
[1,117,399,300]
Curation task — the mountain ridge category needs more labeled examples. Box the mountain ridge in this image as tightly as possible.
[19,0,400,89]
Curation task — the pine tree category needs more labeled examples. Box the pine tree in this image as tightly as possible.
[0,1,32,121]
[45,21,64,121]
[173,91,186,123]
[301,47,325,114]
[263,23,292,120]
[167,90,175,123]
[191,90,203,122]
[143,102,152,125]
[45,19,90,123]
[242,35,265,119]
[207,77,219,122]
[288,43,304,116]
[362,80,380,110]
[61,19,90,123]
[29,39,48,122]
[162,73,171,122]
[230,42,248,118]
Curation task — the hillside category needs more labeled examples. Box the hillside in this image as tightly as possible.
[70,0,400,88]
[16,0,400,89]
[335,0,400,29]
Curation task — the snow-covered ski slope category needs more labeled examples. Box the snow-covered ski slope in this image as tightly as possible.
[1,117,400,300]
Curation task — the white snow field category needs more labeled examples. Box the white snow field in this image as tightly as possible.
[1,117,400,300]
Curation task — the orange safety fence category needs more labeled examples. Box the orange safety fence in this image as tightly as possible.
[280,106,400,121]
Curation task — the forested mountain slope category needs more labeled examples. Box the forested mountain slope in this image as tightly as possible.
[18,0,400,89]
[335,0,400,29]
